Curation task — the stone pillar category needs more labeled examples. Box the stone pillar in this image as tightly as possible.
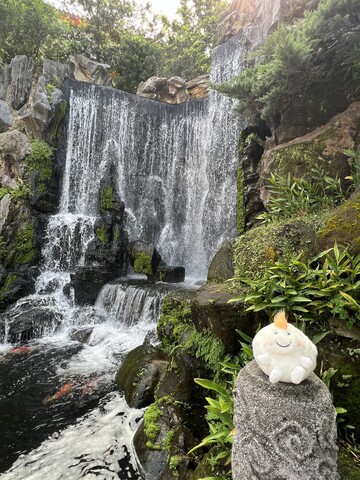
[232,361,339,480]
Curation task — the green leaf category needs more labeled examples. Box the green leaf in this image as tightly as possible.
[339,291,360,308]
[194,378,228,396]
[336,407,347,414]
[311,331,329,345]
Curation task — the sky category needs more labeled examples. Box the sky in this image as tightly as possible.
[48,0,181,19]
[144,0,180,18]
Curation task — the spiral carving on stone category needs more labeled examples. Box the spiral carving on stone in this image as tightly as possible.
[239,435,273,476]
[273,420,315,461]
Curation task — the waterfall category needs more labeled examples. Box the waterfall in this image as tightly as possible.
[61,34,244,280]
[96,283,168,326]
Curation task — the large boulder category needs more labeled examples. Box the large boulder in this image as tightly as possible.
[0,55,35,109]
[19,75,52,139]
[115,344,169,409]
[0,130,31,188]
[260,102,360,205]
[70,267,115,305]
[133,398,196,480]
[185,75,210,99]
[207,238,235,282]
[316,189,360,256]
[0,100,13,132]
[137,76,188,104]
[67,54,111,85]
[191,283,262,354]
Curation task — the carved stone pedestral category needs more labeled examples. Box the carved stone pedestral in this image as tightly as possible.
[232,361,339,480]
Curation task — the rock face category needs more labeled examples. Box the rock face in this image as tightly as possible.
[232,361,339,480]
[0,55,35,109]
[217,0,319,50]
[67,54,111,85]
[260,102,360,206]
[136,74,210,104]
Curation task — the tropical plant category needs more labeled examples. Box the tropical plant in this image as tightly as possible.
[229,244,360,327]
[258,168,346,223]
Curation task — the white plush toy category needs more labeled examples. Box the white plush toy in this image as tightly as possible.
[252,310,317,384]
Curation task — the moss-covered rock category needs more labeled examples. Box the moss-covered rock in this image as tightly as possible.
[261,102,360,203]
[133,397,196,480]
[233,218,318,278]
[207,239,235,282]
[115,344,169,408]
[316,334,360,440]
[316,189,360,255]
[191,283,261,354]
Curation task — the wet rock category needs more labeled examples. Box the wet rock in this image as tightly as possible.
[70,267,115,305]
[115,344,169,408]
[67,54,111,85]
[185,74,209,99]
[157,265,185,283]
[233,360,339,479]
[134,399,196,480]
[207,238,235,282]
[191,283,261,354]
[68,327,94,344]
[0,100,13,132]
[7,307,61,343]
[129,240,163,279]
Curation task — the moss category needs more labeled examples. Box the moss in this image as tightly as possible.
[113,224,120,242]
[158,297,193,353]
[338,446,360,479]
[237,166,245,234]
[144,402,163,449]
[95,225,107,246]
[0,274,17,302]
[26,139,53,182]
[100,186,114,210]
[0,188,10,200]
[317,191,360,254]
[233,217,319,279]
[134,252,152,275]
[14,222,35,265]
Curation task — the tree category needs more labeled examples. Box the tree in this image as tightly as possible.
[158,0,227,80]
[0,0,61,62]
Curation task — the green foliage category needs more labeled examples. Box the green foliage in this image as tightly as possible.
[0,0,62,61]
[258,168,346,223]
[95,225,107,246]
[216,0,360,123]
[100,186,114,210]
[344,146,360,189]
[230,243,360,327]
[26,139,54,182]
[134,252,152,275]
[158,0,226,80]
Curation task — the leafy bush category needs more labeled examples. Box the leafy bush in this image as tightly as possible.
[258,168,346,223]
[216,0,360,123]
[230,243,360,327]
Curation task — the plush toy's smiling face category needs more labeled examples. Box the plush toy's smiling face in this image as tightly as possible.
[267,327,294,353]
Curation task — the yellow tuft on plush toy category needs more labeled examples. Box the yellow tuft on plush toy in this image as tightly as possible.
[252,310,317,384]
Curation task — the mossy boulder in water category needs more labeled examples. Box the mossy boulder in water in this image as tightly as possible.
[115,344,169,409]
[316,189,360,255]
[133,397,196,480]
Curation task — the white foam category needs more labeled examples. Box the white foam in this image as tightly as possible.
[2,392,143,480]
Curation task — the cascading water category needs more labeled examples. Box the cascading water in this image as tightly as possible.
[61,35,244,280]
[0,32,245,478]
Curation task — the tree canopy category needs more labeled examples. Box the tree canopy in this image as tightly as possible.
[0,0,227,93]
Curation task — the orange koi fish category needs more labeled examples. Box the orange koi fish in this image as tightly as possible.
[42,383,73,406]
[10,346,32,354]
